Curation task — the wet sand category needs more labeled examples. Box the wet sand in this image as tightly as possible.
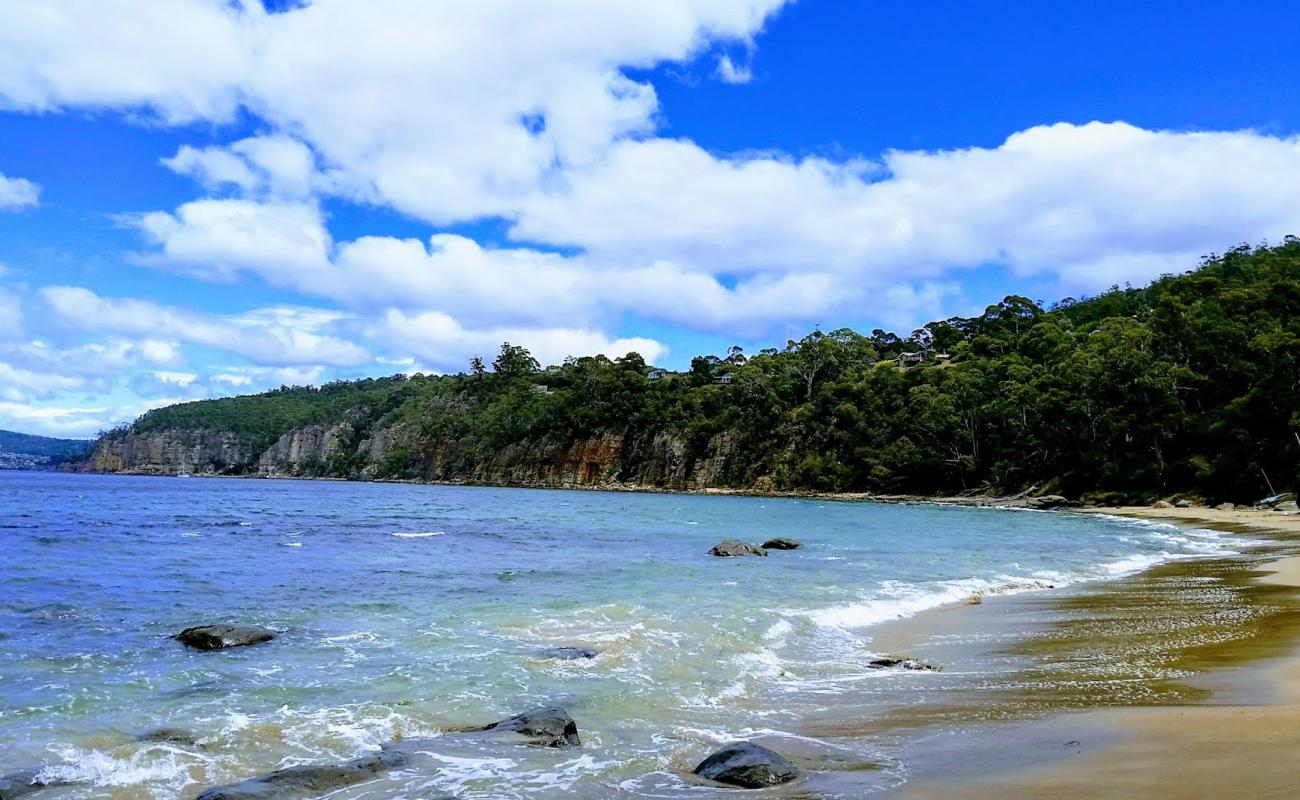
[895,509,1300,799]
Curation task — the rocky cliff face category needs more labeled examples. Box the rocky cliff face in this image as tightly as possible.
[88,423,752,489]
[87,430,257,475]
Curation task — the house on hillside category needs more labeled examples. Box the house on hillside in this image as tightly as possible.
[713,372,734,384]
[895,349,954,367]
[647,368,668,381]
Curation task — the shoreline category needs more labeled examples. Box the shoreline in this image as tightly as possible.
[889,508,1300,798]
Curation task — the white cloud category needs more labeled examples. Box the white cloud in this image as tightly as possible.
[515,123,1300,296]
[716,54,753,84]
[163,134,323,198]
[129,122,1300,339]
[133,198,331,283]
[40,286,370,367]
[0,401,114,438]
[0,170,40,210]
[372,309,666,371]
[0,0,787,222]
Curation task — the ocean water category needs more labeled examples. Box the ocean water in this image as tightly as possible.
[0,472,1248,798]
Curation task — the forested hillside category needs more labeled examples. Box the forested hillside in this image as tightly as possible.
[92,241,1300,503]
[0,430,91,470]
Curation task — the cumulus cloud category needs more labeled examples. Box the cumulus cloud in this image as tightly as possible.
[132,123,1300,337]
[371,309,666,370]
[133,198,331,283]
[0,170,40,210]
[0,0,787,222]
[0,401,116,438]
[516,124,1300,295]
[40,286,370,367]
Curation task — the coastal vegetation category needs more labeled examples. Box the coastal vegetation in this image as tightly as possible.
[98,241,1300,503]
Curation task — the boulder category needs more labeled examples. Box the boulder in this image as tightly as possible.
[1023,495,1076,510]
[176,624,275,651]
[760,537,801,550]
[135,726,199,746]
[1274,500,1299,514]
[693,741,800,789]
[709,540,767,557]
[474,706,580,748]
[868,656,941,672]
[1152,500,1174,509]
[1174,499,1192,509]
[1215,502,1236,511]
[538,646,599,660]
[0,770,66,799]
[194,750,407,800]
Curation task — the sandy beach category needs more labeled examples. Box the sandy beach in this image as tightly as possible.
[897,506,1300,799]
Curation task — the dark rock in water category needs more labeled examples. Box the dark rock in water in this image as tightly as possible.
[0,770,66,799]
[194,750,408,800]
[538,646,599,660]
[176,624,275,651]
[709,540,767,557]
[868,656,941,672]
[135,725,200,746]
[761,537,801,550]
[693,741,800,789]
[475,706,581,747]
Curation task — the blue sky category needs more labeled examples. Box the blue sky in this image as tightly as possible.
[1,0,1299,437]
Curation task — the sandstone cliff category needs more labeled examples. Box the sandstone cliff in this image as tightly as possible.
[86,422,750,490]
[86,429,257,475]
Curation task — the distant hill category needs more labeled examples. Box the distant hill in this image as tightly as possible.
[0,430,93,470]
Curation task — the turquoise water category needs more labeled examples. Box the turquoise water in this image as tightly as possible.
[0,472,1245,798]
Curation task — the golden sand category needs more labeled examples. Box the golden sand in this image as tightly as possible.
[901,511,1300,800]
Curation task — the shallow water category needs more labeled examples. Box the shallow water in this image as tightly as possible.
[0,472,1255,798]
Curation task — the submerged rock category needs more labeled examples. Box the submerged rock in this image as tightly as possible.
[709,540,767,557]
[194,750,408,800]
[135,726,200,746]
[761,537,801,550]
[0,770,66,799]
[868,656,941,672]
[176,624,275,651]
[538,646,599,660]
[693,741,800,789]
[475,706,581,748]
